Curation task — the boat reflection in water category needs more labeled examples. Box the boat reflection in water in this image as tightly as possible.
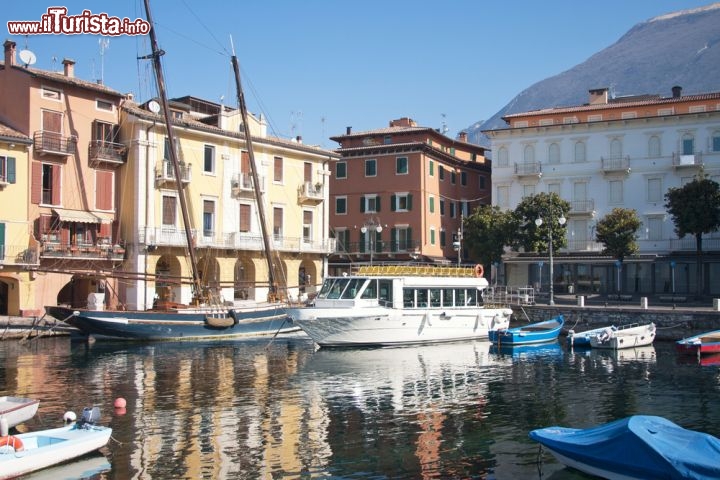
[489,340,563,361]
[591,345,657,365]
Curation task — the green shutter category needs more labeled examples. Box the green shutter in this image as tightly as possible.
[7,158,16,184]
[429,161,434,176]
[360,197,365,213]
[407,194,413,211]
[440,230,446,246]
[407,228,413,250]
[359,230,366,253]
[0,223,5,258]
[391,228,397,252]
[390,194,396,212]
[376,196,381,212]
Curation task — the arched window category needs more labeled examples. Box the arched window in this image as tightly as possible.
[574,141,586,163]
[497,146,509,167]
[523,144,535,164]
[548,142,560,164]
[648,135,661,157]
[610,138,622,157]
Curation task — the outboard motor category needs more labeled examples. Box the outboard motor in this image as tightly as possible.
[77,406,101,428]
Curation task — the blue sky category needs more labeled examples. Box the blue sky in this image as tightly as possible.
[3,1,715,147]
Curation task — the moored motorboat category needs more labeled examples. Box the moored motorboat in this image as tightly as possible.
[530,415,720,480]
[589,322,655,350]
[0,407,112,480]
[566,325,616,348]
[287,264,512,347]
[0,396,39,429]
[676,328,720,356]
[488,315,564,346]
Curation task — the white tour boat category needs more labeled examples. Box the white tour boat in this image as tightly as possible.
[590,322,656,350]
[287,264,513,347]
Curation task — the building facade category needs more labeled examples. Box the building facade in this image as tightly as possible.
[328,118,491,273]
[486,86,720,297]
[118,96,338,309]
[0,40,126,315]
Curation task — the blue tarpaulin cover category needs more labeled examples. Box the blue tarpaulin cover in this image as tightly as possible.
[529,415,720,479]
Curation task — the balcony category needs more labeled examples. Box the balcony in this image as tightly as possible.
[88,140,127,167]
[155,159,191,187]
[672,152,703,169]
[0,245,40,266]
[40,241,125,261]
[297,181,324,205]
[34,131,76,157]
[600,155,631,174]
[569,199,595,216]
[514,162,542,179]
[230,173,264,198]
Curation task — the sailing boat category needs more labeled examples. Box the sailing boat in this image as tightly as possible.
[45,0,297,341]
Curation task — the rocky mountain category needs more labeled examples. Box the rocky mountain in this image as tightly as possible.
[469,3,720,147]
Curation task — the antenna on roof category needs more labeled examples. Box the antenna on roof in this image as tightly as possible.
[441,113,449,135]
[98,37,110,84]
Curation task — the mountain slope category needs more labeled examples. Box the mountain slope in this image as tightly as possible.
[470,3,720,146]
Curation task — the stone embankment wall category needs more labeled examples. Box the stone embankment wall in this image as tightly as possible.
[510,304,720,341]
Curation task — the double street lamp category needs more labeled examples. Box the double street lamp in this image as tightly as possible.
[361,217,383,266]
[535,211,566,305]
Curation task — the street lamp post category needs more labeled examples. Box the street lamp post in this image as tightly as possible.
[535,211,566,306]
[360,217,383,266]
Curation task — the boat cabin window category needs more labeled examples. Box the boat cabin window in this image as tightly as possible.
[318,279,334,298]
[466,289,478,306]
[429,289,441,307]
[403,289,415,308]
[379,280,392,306]
[442,289,454,307]
[416,289,428,308]
[360,279,377,299]
[326,278,351,299]
[340,278,365,299]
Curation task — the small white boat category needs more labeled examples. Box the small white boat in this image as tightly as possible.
[0,407,111,480]
[0,396,40,428]
[566,325,616,348]
[287,264,512,347]
[590,322,656,350]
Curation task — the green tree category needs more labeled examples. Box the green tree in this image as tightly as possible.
[594,208,641,262]
[664,173,720,296]
[463,205,518,270]
[513,192,570,253]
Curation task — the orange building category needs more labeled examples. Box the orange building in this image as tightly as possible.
[328,118,490,272]
[0,40,126,314]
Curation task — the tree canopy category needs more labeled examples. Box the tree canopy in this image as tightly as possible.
[463,205,517,267]
[594,208,641,261]
[513,192,570,253]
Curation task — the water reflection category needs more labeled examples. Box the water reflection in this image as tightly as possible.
[0,337,719,479]
[489,341,563,361]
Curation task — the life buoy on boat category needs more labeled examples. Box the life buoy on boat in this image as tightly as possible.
[474,264,484,278]
[0,435,24,451]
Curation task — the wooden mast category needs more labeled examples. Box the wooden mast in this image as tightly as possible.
[230,44,279,302]
[143,0,205,304]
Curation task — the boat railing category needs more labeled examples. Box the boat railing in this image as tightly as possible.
[484,286,535,306]
[354,264,477,277]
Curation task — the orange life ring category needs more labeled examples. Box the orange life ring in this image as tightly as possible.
[0,435,24,451]
[474,264,484,278]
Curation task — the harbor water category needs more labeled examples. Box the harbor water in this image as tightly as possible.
[2,334,719,479]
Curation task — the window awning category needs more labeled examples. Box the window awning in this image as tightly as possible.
[52,208,101,224]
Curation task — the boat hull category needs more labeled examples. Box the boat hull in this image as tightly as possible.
[566,326,615,348]
[530,415,720,480]
[288,306,511,347]
[590,323,655,349]
[0,424,112,480]
[676,329,720,356]
[45,305,297,341]
[0,396,39,428]
[488,316,564,345]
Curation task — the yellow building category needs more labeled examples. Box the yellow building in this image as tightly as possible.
[119,96,338,309]
[0,122,35,315]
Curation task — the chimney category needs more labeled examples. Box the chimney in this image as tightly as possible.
[588,88,609,105]
[672,85,682,98]
[62,58,75,78]
[346,126,352,135]
[3,40,16,67]
[296,135,302,144]
[458,131,468,142]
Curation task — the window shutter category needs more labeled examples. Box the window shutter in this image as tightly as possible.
[390,194,396,212]
[375,230,381,252]
[391,228,397,252]
[0,223,5,252]
[31,162,42,204]
[51,164,61,205]
[407,194,413,211]
[96,170,113,210]
[407,228,413,247]
[360,197,365,213]
[376,196,381,212]
[7,158,15,184]
[99,221,111,238]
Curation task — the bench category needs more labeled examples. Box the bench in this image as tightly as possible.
[659,295,687,303]
[607,294,634,302]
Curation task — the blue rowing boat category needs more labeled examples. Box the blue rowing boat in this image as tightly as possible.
[530,415,720,479]
[488,315,564,345]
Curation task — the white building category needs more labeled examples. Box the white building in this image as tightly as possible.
[485,86,720,298]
